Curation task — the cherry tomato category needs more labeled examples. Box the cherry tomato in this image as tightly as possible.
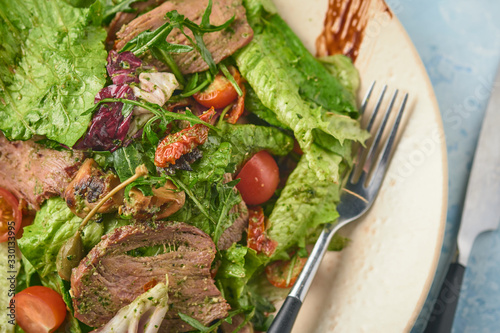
[0,187,22,243]
[193,67,241,109]
[236,151,280,205]
[13,286,67,333]
[247,206,277,256]
[265,256,308,289]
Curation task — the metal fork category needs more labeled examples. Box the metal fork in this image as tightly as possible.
[267,82,409,333]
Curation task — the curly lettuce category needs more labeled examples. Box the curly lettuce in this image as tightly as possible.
[0,0,107,146]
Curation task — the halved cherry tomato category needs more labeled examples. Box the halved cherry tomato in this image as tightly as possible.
[265,256,308,289]
[0,187,22,243]
[236,151,280,205]
[13,286,67,333]
[247,206,277,256]
[193,67,241,109]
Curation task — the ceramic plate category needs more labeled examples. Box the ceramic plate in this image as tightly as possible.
[272,0,448,331]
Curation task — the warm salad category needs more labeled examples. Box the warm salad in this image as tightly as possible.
[0,0,368,332]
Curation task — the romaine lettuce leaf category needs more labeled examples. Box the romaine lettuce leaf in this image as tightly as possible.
[319,55,360,97]
[235,3,369,182]
[266,158,344,257]
[218,122,294,169]
[17,198,129,278]
[0,0,107,146]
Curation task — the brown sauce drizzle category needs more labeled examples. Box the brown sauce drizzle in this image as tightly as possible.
[316,0,392,62]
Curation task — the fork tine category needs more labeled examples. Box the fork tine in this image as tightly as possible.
[365,85,387,132]
[353,85,388,176]
[363,89,399,173]
[359,81,376,115]
[369,93,408,189]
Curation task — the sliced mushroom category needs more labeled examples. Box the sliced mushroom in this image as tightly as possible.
[120,180,185,220]
[63,159,123,218]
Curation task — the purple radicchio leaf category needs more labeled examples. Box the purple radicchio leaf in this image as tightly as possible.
[74,85,135,152]
[107,50,142,85]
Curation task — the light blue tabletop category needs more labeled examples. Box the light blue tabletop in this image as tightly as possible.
[393,0,500,331]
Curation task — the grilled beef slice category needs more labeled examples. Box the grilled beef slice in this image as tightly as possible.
[114,0,253,74]
[0,134,84,210]
[71,222,230,331]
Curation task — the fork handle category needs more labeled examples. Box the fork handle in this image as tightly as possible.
[267,296,302,333]
[268,223,338,333]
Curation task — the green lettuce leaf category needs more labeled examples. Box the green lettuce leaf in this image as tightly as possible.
[319,55,360,97]
[235,3,369,182]
[218,122,294,169]
[244,84,289,129]
[0,0,107,146]
[267,157,347,258]
[17,198,129,278]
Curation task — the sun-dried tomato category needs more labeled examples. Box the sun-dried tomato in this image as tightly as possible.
[247,206,277,257]
[154,108,216,168]
[226,81,246,124]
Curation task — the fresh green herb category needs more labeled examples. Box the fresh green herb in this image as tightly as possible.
[120,20,193,56]
[150,47,186,85]
[142,115,162,146]
[119,0,234,77]
[169,176,215,224]
[219,62,243,96]
[90,98,218,131]
[178,309,244,333]
[179,73,212,98]
[34,139,69,151]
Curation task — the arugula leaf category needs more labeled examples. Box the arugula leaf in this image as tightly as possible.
[98,98,218,131]
[120,21,191,56]
[111,142,156,181]
[99,0,146,24]
[219,62,243,96]
[0,0,107,147]
[166,5,235,76]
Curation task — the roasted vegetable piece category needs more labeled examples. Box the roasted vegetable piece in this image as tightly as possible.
[247,206,276,257]
[265,255,308,288]
[56,232,85,281]
[106,50,142,85]
[74,84,135,152]
[64,159,123,218]
[154,108,216,168]
[121,180,186,220]
[92,278,170,333]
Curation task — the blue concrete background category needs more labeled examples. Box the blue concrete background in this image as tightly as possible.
[391,0,500,331]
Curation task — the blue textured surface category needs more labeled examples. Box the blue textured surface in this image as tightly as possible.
[391,0,500,331]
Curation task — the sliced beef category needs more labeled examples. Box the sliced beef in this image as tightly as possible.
[114,0,254,74]
[217,173,249,250]
[106,0,168,50]
[71,222,230,332]
[0,134,84,210]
